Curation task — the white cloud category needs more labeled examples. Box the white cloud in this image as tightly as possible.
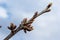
[0,7,8,18]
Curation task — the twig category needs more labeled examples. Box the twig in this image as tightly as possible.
[4,3,52,40]
[4,25,23,40]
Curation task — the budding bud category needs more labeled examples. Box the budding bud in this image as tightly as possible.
[47,3,52,9]
[21,18,27,25]
[33,11,38,19]
[8,23,16,30]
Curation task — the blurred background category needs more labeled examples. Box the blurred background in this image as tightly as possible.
[0,0,60,40]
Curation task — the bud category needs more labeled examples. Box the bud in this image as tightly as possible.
[33,11,38,19]
[8,23,16,30]
[27,24,31,27]
[23,18,27,24]
[47,2,52,9]
[21,18,27,25]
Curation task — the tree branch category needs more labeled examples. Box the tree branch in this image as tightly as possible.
[4,3,52,40]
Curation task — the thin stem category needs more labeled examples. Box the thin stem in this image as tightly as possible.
[4,3,52,40]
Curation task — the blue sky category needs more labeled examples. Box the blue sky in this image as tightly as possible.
[0,0,60,40]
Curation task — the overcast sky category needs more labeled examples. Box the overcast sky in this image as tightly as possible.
[0,0,60,40]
